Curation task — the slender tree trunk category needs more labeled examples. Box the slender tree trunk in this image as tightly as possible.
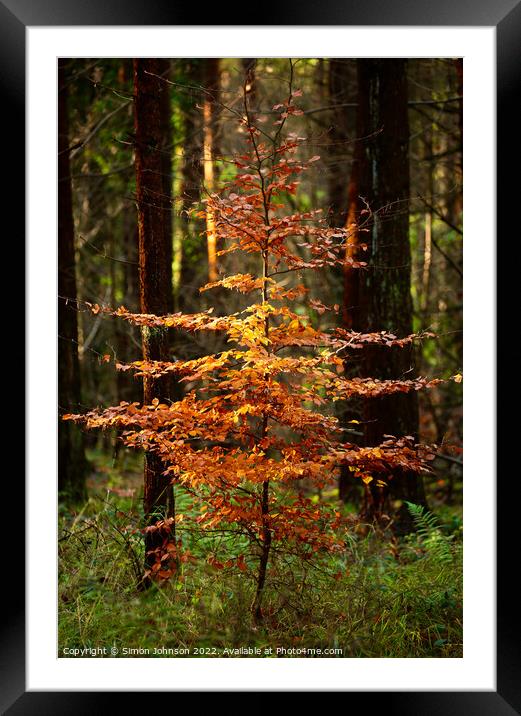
[202,59,220,282]
[115,57,140,401]
[454,58,463,164]
[179,60,205,310]
[133,58,175,570]
[421,124,434,315]
[251,144,273,621]
[116,219,140,404]
[252,260,272,623]
[451,58,463,220]
[114,207,140,461]
[357,59,427,532]
[253,473,272,622]
[159,61,174,283]
[58,58,88,503]
[242,58,257,115]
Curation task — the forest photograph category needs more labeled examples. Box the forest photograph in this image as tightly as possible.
[58,56,463,659]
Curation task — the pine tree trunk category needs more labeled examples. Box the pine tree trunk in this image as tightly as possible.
[58,58,88,503]
[327,59,364,505]
[357,59,428,532]
[338,95,366,505]
[327,59,352,228]
[133,58,175,569]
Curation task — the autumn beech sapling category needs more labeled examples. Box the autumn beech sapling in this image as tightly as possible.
[64,83,442,620]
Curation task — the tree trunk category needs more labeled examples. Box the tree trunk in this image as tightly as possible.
[133,58,175,569]
[342,60,371,333]
[179,59,205,311]
[357,59,428,532]
[327,59,352,228]
[58,58,88,503]
[202,59,220,282]
[242,58,257,114]
[327,59,364,505]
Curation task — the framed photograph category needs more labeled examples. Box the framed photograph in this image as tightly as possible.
[7,0,514,710]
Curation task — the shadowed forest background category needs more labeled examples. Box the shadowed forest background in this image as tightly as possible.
[58,58,463,658]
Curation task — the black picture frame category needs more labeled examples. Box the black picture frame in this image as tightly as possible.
[8,0,514,711]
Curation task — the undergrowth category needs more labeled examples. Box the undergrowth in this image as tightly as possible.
[58,447,463,658]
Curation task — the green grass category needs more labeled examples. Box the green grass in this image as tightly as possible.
[58,447,463,658]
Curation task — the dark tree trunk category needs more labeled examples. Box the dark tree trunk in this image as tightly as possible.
[133,58,176,569]
[327,59,353,228]
[454,58,463,162]
[357,59,427,532]
[327,59,364,505]
[342,60,372,333]
[337,61,369,504]
[451,58,463,219]
[58,58,88,503]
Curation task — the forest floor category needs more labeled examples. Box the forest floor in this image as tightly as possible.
[58,443,463,659]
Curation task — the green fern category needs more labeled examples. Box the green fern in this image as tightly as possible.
[405,502,453,564]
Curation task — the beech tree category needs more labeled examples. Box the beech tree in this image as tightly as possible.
[64,73,453,619]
